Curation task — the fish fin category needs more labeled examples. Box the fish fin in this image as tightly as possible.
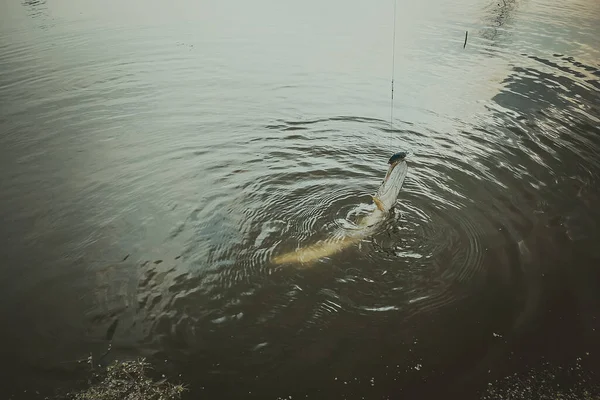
[372,196,386,212]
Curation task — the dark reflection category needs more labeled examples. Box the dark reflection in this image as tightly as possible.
[450,53,600,397]
[492,54,600,137]
[479,0,519,47]
[532,54,600,80]
[22,0,47,19]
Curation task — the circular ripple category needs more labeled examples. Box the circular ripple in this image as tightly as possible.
[140,113,537,344]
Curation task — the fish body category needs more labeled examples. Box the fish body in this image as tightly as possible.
[271,156,408,265]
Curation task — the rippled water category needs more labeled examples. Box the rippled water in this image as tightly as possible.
[1,0,599,398]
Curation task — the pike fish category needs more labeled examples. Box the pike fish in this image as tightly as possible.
[271,152,408,265]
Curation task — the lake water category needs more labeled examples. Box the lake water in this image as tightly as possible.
[1,0,599,398]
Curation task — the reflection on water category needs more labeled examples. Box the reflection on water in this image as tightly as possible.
[22,0,47,19]
[0,0,599,398]
[480,0,518,43]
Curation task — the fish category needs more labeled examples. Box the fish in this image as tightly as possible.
[271,152,408,265]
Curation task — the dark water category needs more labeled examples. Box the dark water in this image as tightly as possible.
[1,0,599,398]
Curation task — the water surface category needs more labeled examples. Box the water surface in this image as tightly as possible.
[1,0,599,398]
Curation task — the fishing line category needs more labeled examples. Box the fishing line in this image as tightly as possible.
[390,0,397,146]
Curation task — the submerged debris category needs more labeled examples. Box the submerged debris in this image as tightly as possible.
[66,358,185,400]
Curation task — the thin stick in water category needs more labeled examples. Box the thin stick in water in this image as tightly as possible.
[463,30,468,48]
